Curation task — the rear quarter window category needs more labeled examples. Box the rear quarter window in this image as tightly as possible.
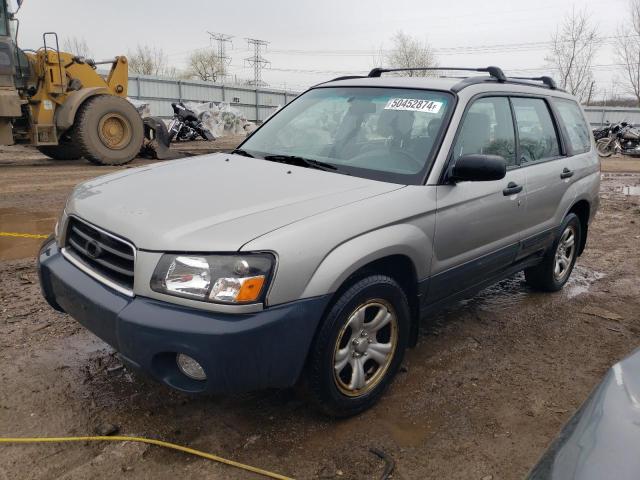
[553,99,591,154]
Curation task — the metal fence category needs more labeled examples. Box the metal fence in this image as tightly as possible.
[583,106,640,127]
[126,74,300,122]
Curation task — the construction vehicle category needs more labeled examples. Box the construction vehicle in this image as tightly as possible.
[0,0,143,165]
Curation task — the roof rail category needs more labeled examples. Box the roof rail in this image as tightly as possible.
[510,76,557,89]
[367,66,507,82]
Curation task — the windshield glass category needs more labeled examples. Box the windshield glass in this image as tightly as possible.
[240,87,453,184]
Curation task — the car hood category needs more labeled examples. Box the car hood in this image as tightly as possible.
[66,153,403,251]
[527,347,640,479]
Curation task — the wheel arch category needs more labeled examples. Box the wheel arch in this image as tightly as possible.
[300,224,431,348]
[55,87,109,133]
[567,199,590,256]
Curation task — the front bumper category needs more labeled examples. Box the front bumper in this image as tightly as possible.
[38,240,330,394]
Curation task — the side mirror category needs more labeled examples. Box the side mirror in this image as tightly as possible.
[450,154,507,182]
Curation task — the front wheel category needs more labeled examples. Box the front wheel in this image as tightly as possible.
[596,138,614,157]
[306,275,410,417]
[73,95,144,165]
[525,213,581,292]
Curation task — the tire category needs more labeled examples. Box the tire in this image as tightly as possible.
[73,95,144,165]
[37,141,82,160]
[525,213,581,292]
[306,275,410,417]
[596,138,614,158]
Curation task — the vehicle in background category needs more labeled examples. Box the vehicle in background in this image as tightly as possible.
[592,121,611,141]
[167,102,216,142]
[527,348,640,480]
[595,120,640,157]
[39,66,599,416]
[0,0,144,165]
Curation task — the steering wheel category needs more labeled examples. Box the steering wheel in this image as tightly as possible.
[349,147,423,172]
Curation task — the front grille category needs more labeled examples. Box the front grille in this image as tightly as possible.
[65,217,135,290]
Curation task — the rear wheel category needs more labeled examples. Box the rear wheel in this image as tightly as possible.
[37,141,82,160]
[525,213,581,292]
[306,275,410,417]
[73,95,144,165]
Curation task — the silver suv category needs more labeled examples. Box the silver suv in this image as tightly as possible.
[38,66,599,416]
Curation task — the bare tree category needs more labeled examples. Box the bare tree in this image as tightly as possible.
[63,36,92,58]
[546,7,599,102]
[382,31,437,76]
[616,0,640,106]
[185,48,226,82]
[128,44,175,77]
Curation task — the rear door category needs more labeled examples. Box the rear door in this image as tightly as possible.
[429,96,526,303]
[511,96,570,255]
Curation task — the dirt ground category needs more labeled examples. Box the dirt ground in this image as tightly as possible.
[0,146,639,480]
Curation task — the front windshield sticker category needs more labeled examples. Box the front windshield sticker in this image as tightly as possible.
[384,98,443,114]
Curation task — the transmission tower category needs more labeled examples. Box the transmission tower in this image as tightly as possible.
[207,32,233,81]
[245,38,270,87]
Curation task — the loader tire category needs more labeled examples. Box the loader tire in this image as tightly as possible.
[73,95,144,166]
[37,142,82,160]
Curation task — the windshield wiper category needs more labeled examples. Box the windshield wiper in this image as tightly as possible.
[263,154,338,171]
[231,148,255,158]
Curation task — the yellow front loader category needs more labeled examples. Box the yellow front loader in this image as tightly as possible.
[0,2,143,165]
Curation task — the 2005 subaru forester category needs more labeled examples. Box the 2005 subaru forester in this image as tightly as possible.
[39,66,599,416]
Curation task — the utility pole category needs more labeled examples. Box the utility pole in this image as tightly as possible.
[207,32,233,82]
[586,80,595,106]
[245,38,270,87]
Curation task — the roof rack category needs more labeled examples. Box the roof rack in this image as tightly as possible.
[367,66,507,82]
[321,66,561,93]
[510,76,557,89]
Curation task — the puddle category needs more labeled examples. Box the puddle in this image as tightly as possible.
[565,265,605,298]
[620,185,640,196]
[0,208,58,260]
[457,273,532,311]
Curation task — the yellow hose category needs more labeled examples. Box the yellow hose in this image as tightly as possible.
[0,436,294,480]
[0,232,49,239]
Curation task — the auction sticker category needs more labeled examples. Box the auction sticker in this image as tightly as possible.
[384,98,443,113]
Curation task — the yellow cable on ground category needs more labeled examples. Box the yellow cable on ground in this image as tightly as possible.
[0,436,294,480]
[0,232,49,239]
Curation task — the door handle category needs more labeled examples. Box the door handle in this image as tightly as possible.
[503,181,523,196]
[560,168,574,179]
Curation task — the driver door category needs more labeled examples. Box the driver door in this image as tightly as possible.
[428,96,527,303]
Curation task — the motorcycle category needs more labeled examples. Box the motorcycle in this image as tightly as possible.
[595,121,640,157]
[167,102,216,142]
[592,121,611,141]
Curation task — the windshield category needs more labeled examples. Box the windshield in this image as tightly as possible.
[240,87,453,184]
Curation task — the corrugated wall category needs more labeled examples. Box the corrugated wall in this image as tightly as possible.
[127,74,299,122]
[583,106,640,127]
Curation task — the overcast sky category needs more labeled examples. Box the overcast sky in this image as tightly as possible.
[14,0,629,96]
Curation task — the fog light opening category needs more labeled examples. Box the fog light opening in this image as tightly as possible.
[176,353,207,381]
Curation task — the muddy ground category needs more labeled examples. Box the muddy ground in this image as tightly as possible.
[0,146,639,480]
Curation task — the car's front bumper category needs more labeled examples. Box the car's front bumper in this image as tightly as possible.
[38,240,330,394]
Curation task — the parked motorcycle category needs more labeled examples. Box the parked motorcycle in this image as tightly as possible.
[595,121,640,157]
[168,102,216,142]
[592,121,611,141]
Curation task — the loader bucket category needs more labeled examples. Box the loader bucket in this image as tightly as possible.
[141,116,175,160]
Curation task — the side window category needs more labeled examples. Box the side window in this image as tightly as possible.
[511,97,560,163]
[453,97,516,167]
[553,99,591,154]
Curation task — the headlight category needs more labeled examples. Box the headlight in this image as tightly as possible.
[150,253,275,304]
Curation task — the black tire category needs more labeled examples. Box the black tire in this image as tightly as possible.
[306,275,410,417]
[525,213,581,292]
[73,95,144,166]
[37,141,82,160]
